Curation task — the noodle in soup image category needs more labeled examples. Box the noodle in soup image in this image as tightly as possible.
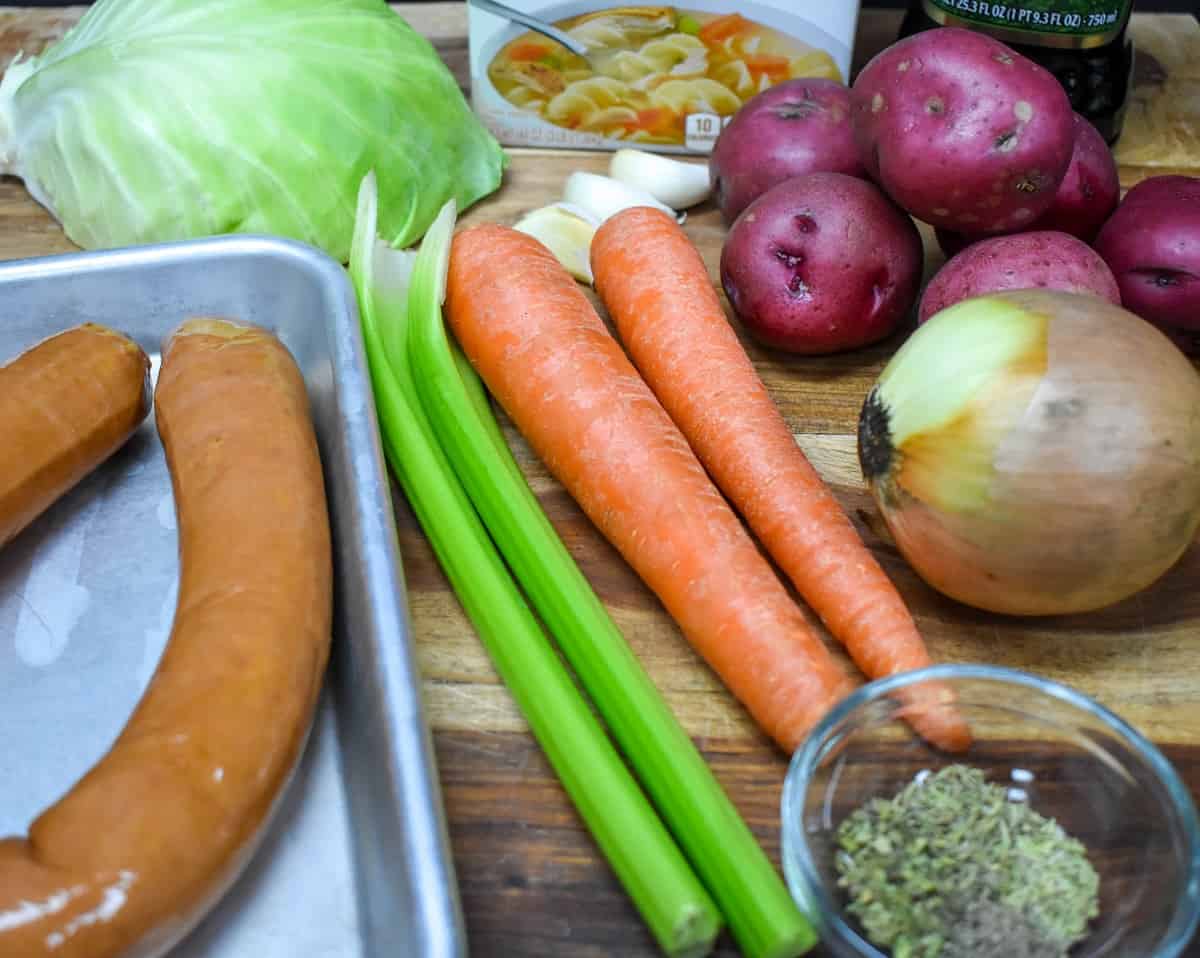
[474,3,854,151]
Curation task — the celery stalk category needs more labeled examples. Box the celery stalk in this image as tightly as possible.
[405,200,817,958]
[348,174,721,958]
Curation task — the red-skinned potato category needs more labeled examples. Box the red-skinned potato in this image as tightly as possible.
[709,78,865,224]
[1029,113,1119,241]
[720,172,923,354]
[851,28,1074,234]
[919,230,1120,323]
[1094,175,1200,352]
[936,113,1119,254]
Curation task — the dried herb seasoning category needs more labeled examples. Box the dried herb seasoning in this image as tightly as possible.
[834,764,1100,958]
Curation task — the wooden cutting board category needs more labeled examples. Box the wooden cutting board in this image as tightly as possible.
[0,6,1197,956]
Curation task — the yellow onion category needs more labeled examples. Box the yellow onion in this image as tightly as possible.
[857,288,1200,616]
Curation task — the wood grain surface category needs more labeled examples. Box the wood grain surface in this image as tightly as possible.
[0,6,1197,956]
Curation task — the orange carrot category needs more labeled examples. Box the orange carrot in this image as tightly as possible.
[621,107,674,136]
[591,207,969,751]
[445,224,855,752]
[698,13,749,45]
[743,53,790,78]
[507,40,551,62]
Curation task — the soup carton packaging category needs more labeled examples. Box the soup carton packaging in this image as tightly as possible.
[467,2,862,154]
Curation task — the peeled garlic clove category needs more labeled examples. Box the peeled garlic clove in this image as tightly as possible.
[513,202,599,284]
[609,148,712,209]
[563,171,679,225]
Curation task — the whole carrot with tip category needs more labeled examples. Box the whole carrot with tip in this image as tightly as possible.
[446,224,855,753]
[591,206,969,751]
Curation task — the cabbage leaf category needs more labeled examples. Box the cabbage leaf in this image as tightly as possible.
[0,0,507,261]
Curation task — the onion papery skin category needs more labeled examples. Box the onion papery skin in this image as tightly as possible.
[858,289,1200,616]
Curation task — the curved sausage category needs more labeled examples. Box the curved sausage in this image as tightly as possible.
[0,318,333,957]
[0,323,151,548]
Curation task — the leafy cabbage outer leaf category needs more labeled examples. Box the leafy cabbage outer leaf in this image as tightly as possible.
[0,0,507,261]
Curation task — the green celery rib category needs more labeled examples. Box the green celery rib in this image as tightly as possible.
[348,178,721,958]
[406,202,817,958]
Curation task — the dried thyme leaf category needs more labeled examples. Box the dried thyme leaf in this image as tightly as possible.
[834,765,1100,958]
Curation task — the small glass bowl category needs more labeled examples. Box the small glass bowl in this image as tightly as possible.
[780,664,1200,957]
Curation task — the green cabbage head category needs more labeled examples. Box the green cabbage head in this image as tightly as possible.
[0,0,507,261]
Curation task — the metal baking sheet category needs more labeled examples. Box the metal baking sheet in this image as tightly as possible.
[0,235,465,958]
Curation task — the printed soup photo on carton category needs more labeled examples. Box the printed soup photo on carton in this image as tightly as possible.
[468,1,861,153]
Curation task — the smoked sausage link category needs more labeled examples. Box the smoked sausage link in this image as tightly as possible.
[0,318,333,957]
[0,323,151,548]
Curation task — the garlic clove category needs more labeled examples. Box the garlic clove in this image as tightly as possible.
[608,148,712,209]
[563,171,679,225]
[513,202,599,284]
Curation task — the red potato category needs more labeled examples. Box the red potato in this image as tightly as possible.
[918,230,1121,323]
[1029,113,1120,241]
[851,28,1075,234]
[709,78,865,223]
[936,113,1119,255]
[720,172,923,354]
[1094,175,1200,351]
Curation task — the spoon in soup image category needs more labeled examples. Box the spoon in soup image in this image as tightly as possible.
[468,0,593,57]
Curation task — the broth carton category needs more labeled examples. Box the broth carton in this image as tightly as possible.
[468,2,861,154]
